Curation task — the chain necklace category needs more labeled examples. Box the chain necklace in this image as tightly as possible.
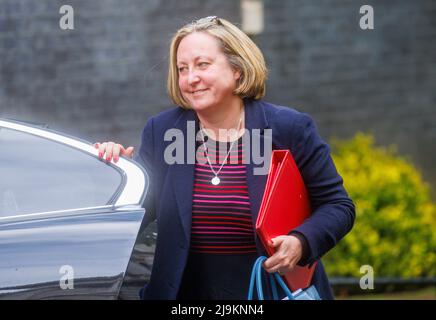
[199,112,244,185]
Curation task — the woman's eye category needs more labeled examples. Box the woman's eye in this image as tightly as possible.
[178,66,187,73]
[198,62,209,68]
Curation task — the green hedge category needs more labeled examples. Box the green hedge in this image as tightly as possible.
[323,133,436,278]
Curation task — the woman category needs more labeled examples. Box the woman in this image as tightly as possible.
[96,16,355,300]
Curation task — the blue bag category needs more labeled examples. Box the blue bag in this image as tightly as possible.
[247,256,321,300]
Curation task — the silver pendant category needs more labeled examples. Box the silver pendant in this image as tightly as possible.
[211,176,220,185]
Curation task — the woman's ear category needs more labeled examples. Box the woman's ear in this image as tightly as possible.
[234,69,242,81]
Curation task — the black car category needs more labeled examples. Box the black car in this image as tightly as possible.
[0,118,155,299]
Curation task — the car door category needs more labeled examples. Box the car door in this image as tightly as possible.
[0,119,150,299]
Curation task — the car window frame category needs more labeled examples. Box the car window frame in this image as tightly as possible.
[0,118,148,222]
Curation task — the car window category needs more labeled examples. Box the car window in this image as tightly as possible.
[0,127,123,217]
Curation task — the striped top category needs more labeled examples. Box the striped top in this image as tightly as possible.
[190,136,257,254]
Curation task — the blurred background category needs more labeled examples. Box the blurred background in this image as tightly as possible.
[0,0,434,299]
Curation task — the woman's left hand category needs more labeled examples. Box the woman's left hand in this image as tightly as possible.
[262,235,303,275]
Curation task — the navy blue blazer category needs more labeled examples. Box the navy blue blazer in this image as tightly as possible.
[135,98,355,300]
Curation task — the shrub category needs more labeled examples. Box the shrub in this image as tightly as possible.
[323,133,436,278]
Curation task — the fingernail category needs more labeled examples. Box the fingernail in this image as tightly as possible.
[114,157,118,163]
[106,156,111,162]
[98,152,102,158]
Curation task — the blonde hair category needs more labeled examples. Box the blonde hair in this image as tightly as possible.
[167,16,268,109]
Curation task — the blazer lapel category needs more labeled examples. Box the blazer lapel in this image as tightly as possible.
[244,99,270,228]
[169,110,197,243]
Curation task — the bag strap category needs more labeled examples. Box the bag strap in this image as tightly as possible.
[255,257,266,299]
[248,256,295,300]
[272,271,294,299]
[247,257,261,299]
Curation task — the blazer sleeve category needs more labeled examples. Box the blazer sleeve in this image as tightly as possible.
[134,117,157,233]
[290,113,356,266]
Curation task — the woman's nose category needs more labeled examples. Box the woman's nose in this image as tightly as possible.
[188,70,200,85]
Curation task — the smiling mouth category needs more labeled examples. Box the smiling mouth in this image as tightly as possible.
[191,89,208,95]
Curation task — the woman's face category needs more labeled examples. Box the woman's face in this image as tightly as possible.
[177,32,241,112]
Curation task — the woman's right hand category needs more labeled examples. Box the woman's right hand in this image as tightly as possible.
[94,142,135,163]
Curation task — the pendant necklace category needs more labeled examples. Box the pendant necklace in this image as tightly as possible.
[199,112,243,185]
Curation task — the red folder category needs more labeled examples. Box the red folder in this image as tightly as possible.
[256,150,317,291]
